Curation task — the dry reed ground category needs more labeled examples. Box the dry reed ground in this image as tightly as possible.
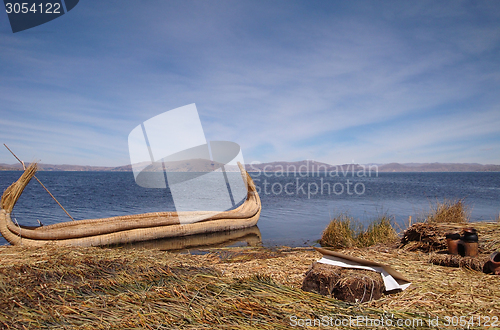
[1,241,499,329]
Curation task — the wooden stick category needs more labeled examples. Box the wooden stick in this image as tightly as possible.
[3,144,75,221]
[32,176,75,221]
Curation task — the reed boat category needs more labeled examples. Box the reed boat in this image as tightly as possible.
[0,162,261,247]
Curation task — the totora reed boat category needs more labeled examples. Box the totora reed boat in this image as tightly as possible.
[0,162,261,247]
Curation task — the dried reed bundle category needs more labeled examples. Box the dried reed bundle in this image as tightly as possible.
[428,253,489,271]
[0,162,37,212]
[302,262,384,303]
[400,223,445,252]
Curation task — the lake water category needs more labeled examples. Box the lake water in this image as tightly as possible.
[0,170,499,247]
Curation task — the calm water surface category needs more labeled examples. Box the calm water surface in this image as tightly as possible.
[0,171,499,247]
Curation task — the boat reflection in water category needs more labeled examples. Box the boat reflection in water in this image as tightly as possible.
[115,225,262,251]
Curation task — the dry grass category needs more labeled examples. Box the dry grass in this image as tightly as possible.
[0,244,499,329]
[319,214,398,249]
[425,198,469,224]
[318,213,357,249]
[357,216,398,248]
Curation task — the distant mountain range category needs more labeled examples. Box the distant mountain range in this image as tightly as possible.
[1,160,499,172]
[245,161,500,173]
[377,162,500,172]
[0,159,234,173]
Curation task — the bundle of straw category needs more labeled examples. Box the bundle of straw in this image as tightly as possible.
[0,162,37,212]
[302,262,384,303]
[428,253,489,271]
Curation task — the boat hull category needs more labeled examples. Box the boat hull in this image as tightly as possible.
[0,207,260,247]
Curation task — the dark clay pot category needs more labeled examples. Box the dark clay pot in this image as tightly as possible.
[462,228,478,242]
[463,241,478,257]
[445,233,461,255]
[489,252,500,275]
[461,228,479,257]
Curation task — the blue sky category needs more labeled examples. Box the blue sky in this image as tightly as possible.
[0,1,499,166]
